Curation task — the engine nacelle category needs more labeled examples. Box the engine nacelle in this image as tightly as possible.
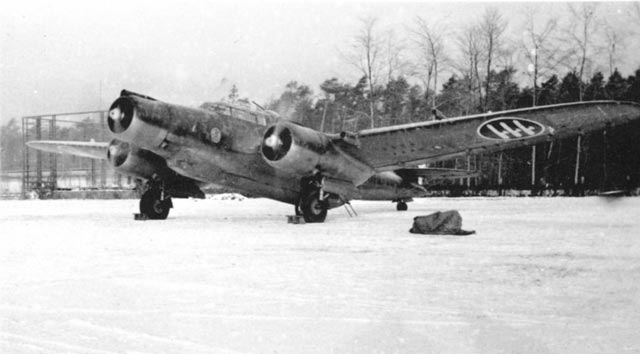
[107,93,169,150]
[107,90,225,152]
[261,122,327,176]
[261,122,374,185]
[107,139,167,179]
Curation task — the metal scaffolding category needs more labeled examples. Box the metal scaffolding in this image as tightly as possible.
[21,110,118,198]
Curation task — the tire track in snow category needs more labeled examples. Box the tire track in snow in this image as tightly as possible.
[0,339,50,354]
[0,332,117,354]
[65,319,244,354]
[0,305,165,316]
[171,311,627,328]
[173,312,471,326]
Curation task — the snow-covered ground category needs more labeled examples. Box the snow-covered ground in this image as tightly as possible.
[1,196,639,354]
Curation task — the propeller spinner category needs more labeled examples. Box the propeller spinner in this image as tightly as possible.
[107,97,134,134]
[261,125,292,161]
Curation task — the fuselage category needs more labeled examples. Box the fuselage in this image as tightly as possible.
[106,92,425,205]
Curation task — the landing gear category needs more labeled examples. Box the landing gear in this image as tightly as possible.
[298,176,328,223]
[300,189,328,223]
[294,202,302,216]
[396,201,408,211]
[140,188,172,220]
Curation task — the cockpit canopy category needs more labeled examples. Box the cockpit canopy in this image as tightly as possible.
[200,101,280,126]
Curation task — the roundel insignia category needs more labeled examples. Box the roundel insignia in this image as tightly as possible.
[210,127,222,144]
[477,117,546,140]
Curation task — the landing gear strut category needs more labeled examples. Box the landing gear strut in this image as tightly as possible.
[298,177,328,223]
[139,185,172,220]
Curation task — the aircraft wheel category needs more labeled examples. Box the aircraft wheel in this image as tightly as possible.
[140,190,171,220]
[396,201,408,211]
[300,190,328,223]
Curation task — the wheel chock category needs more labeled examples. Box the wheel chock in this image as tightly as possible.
[287,215,305,224]
[134,213,149,221]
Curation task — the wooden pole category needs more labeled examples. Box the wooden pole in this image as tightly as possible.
[21,117,27,198]
[35,117,42,192]
[531,145,536,187]
[574,135,582,189]
[100,111,107,187]
[602,130,607,191]
[474,155,478,188]
[50,115,57,191]
[498,152,503,191]
[574,135,581,184]
[466,154,471,188]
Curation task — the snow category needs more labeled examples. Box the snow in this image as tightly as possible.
[1,197,639,353]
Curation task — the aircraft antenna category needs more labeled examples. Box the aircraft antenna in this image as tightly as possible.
[252,101,266,111]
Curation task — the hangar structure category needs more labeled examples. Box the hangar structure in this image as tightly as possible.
[20,110,134,198]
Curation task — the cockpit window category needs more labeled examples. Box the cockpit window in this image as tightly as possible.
[200,102,278,126]
[235,110,258,124]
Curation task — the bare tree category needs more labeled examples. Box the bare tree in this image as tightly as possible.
[521,6,558,106]
[340,16,383,128]
[627,2,640,46]
[565,3,599,101]
[479,7,507,111]
[383,30,408,84]
[412,16,448,110]
[603,20,623,77]
[456,24,483,114]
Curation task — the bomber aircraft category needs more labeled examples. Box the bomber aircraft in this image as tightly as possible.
[28,89,640,222]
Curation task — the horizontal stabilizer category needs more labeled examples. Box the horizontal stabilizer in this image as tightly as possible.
[26,140,109,160]
[396,168,479,180]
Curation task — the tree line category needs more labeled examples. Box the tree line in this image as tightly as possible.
[265,4,640,131]
[265,68,640,133]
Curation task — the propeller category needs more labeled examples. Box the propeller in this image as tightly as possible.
[107,97,134,134]
[264,132,282,150]
[261,124,292,161]
[106,139,130,167]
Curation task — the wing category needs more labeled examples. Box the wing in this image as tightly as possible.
[337,101,640,171]
[26,140,108,160]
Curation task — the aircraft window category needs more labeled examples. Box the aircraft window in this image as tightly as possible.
[234,110,257,124]
[201,103,231,116]
[201,102,273,125]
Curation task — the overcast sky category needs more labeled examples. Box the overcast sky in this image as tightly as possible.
[1,1,638,124]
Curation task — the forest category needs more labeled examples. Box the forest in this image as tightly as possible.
[2,3,640,195]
